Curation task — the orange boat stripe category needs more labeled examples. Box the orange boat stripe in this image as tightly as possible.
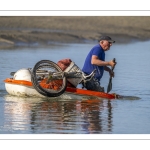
[66,87,115,99]
[4,78,33,87]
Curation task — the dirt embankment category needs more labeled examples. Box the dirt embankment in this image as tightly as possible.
[0,16,150,48]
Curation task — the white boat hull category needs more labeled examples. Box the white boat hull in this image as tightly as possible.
[5,82,44,97]
[5,82,97,100]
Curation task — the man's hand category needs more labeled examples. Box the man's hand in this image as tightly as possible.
[109,59,117,68]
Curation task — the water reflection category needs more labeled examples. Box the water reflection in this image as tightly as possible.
[3,95,43,133]
[4,95,113,134]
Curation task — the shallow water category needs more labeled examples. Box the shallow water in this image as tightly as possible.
[0,41,150,134]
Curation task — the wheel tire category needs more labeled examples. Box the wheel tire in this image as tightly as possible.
[31,60,67,97]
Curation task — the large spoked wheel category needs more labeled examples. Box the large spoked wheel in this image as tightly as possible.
[31,60,67,97]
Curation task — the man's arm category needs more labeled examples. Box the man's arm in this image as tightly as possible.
[104,66,114,77]
[91,55,115,67]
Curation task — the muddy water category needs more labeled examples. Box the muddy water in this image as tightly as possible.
[0,41,150,134]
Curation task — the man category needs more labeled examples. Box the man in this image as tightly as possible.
[82,35,116,92]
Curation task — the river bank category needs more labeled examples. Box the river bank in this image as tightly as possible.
[0,16,150,49]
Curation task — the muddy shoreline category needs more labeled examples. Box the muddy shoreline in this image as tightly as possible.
[0,16,150,49]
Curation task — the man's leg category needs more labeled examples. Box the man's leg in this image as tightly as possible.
[83,78,104,92]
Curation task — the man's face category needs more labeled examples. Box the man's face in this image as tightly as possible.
[101,40,113,51]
